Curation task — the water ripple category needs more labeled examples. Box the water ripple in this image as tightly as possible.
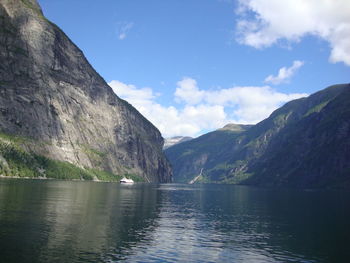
[0,180,348,262]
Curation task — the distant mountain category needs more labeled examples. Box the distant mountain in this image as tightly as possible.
[0,0,172,182]
[165,84,350,188]
[164,124,252,183]
[163,136,193,149]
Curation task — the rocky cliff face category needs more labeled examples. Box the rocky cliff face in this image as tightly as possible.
[166,84,350,188]
[0,0,172,182]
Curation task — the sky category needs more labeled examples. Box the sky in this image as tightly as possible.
[38,0,350,138]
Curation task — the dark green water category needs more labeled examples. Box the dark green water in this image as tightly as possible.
[0,179,349,262]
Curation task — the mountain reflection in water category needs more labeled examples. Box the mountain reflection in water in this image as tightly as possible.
[0,180,349,262]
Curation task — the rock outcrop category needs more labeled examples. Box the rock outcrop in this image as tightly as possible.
[0,0,172,182]
[163,136,193,150]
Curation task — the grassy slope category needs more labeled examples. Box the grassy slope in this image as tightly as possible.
[166,84,350,188]
[165,125,251,183]
[246,85,350,188]
[0,132,143,182]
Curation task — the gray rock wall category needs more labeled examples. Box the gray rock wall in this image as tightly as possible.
[0,0,172,182]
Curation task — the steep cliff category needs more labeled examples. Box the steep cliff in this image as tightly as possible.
[0,0,172,182]
[166,84,350,188]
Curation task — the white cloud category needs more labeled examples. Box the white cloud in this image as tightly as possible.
[117,22,134,40]
[109,78,307,137]
[219,86,307,123]
[264,60,304,85]
[236,0,350,65]
[175,78,204,104]
[109,80,229,137]
[174,81,307,124]
[109,80,155,106]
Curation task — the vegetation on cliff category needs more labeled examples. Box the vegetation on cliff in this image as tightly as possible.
[0,0,172,182]
[0,132,143,181]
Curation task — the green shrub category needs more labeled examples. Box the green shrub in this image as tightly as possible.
[0,132,145,182]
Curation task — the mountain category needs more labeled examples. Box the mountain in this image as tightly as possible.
[165,84,350,188]
[163,136,193,150]
[164,124,252,183]
[0,0,172,182]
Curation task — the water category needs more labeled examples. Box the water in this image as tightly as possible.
[0,179,349,262]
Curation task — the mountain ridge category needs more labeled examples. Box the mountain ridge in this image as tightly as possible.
[0,0,172,182]
[165,84,350,188]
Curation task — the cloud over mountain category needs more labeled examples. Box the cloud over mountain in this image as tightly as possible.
[264,60,304,85]
[110,78,307,137]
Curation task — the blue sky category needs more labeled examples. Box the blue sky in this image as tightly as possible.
[38,0,350,137]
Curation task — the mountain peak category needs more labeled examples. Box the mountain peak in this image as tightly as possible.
[2,0,43,18]
[164,136,193,149]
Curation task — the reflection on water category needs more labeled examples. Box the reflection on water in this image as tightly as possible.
[0,180,160,263]
[0,180,349,262]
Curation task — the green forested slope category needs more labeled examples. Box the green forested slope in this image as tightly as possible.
[166,84,350,188]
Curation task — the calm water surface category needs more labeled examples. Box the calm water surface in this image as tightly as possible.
[0,179,349,262]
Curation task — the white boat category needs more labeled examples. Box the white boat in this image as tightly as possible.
[120,177,134,184]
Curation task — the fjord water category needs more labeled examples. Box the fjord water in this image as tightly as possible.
[0,180,349,263]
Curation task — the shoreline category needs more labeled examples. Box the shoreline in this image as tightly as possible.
[0,175,107,183]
